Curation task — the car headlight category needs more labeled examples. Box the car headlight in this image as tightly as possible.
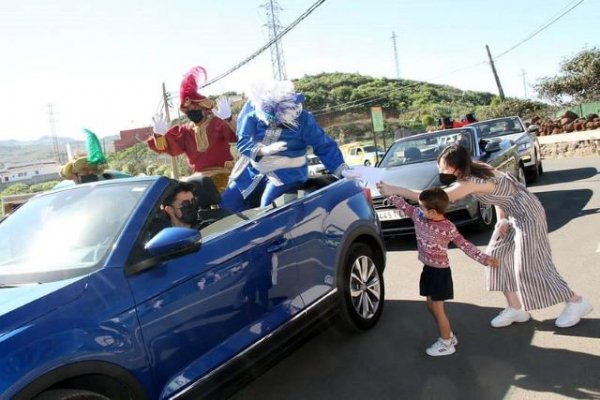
[517,142,531,152]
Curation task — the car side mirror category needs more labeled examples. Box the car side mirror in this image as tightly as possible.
[126,227,202,276]
[484,141,502,153]
[527,124,540,134]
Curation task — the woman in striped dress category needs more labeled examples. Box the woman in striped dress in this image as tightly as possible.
[376,144,592,328]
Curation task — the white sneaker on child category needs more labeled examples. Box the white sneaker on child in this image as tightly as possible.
[490,307,530,328]
[426,338,456,357]
[450,334,458,346]
[555,297,593,328]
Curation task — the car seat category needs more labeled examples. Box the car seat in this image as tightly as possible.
[404,147,422,162]
[187,176,232,229]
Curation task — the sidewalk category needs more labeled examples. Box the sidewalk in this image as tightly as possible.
[538,128,600,144]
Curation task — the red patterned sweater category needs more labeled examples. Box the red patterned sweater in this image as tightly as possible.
[388,195,491,268]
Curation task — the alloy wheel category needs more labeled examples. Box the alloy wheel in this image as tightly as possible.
[349,255,381,319]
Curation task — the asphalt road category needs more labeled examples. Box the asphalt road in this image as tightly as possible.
[231,157,600,400]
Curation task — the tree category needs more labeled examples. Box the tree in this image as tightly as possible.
[534,47,600,104]
[1,183,29,197]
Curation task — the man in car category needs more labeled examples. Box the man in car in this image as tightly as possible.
[161,182,201,229]
[502,119,516,132]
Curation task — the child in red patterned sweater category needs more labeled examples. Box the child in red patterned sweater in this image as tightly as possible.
[381,186,498,356]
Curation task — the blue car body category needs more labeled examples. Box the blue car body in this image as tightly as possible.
[0,175,385,399]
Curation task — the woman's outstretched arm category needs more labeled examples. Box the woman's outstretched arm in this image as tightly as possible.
[376,181,421,201]
[444,179,495,202]
[377,179,495,203]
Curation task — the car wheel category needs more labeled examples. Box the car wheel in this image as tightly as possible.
[34,389,110,400]
[537,159,544,176]
[364,160,371,166]
[526,152,541,183]
[337,243,384,331]
[474,202,496,231]
[517,164,527,186]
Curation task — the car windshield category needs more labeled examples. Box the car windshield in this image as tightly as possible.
[379,129,474,168]
[471,117,524,137]
[363,145,384,153]
[0,181,149,283]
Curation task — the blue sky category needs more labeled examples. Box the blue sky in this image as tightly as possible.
[0,0,598,141]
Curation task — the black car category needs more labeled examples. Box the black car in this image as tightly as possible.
[370,127,525,237]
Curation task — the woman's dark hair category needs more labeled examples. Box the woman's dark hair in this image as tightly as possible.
[438,144,494,179]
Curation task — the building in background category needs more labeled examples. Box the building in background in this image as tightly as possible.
[0,160,60,187]
[114,127,153,152]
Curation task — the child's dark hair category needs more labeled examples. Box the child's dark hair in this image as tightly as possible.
[418,187,450,214]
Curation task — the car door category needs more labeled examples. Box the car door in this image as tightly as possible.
[287,182,351,305]
[126,202,304,393]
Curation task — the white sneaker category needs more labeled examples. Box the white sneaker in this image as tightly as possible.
[426,338,456,357]
[450,334,458,346]
[491,307,531,328]
[555,298,593,328]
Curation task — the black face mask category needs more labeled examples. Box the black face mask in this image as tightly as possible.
[178,200,199,226]
[186,110,204,123]
[439,173,458,186]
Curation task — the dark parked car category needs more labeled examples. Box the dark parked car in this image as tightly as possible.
[371,127,525,237]
[0,175,385,399]
[469,116,543,182]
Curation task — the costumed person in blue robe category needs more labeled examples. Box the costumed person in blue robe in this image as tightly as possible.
[219,80,349,212]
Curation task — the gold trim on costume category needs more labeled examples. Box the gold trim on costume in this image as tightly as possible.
[154,134,168,151]
[193,115,213,153]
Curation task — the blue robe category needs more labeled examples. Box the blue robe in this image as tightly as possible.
[232,106,346,199]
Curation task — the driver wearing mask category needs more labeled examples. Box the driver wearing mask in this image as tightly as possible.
[162,182,201,229]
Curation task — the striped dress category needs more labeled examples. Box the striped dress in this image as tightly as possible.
[469,172,574,310]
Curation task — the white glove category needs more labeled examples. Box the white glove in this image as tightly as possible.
[152,113,169,135]
[258,141,288,156]
[212,96,232,120]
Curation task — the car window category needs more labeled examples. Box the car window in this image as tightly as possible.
[379,129,474,167]
[472,117,524,137]
[0,182,149,283]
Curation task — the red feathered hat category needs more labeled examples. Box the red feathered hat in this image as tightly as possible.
[179,66,214,111]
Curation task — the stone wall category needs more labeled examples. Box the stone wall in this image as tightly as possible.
[540,139,600,159]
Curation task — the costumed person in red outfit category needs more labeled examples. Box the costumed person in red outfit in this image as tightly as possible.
[147,66,237,191]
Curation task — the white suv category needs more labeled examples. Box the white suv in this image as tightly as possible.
[307,154,327,176]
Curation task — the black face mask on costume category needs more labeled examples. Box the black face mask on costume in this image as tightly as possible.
[439,173,458,186]
[177,200,199,226]
[186,110,204,123]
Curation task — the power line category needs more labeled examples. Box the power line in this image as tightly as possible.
[199,0,326,89]
[313,0,586,117]
[494,0,585,60]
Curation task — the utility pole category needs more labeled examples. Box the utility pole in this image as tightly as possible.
[48,104,62,164]
[264,0,287,80]
[519,69,528,99]
[391,31,400,79]
[162,82,179,179]
[485,45,505,101]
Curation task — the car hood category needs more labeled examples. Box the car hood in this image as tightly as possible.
[0,277,87,337]
[369,161,440,197]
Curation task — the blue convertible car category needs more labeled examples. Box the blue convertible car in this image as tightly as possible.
[0,175,385,399]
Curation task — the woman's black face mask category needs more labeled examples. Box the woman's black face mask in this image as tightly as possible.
[186,110,204,123]
[439,173,458,186]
